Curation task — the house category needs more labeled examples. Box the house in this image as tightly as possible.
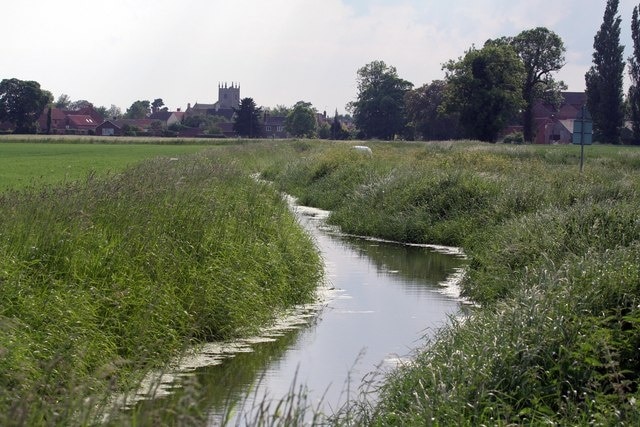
[149,110,185,127]
[95,120,121,136]
[532,92,588,144]
[36,106,104,134]
[262,115,288,138]
[113,118,156,135]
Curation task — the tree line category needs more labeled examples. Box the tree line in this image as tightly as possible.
[2,0,639,144]
[351,0,640,145]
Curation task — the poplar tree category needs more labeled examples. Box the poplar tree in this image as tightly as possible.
[629,4,640,144]
[585,0,625,144]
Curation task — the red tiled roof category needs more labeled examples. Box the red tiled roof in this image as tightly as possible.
[67,115,98,128]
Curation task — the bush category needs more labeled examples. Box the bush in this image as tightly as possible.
[503,131,524,144]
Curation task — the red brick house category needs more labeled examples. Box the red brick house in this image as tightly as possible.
[263,115,288,138]
[37,106,104,134]
[532,92,588,144]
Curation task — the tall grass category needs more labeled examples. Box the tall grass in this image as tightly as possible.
[3,139,639,425]
[261,140,640,425]
[0,149,323,425]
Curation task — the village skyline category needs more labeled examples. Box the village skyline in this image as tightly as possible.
[3,1,640,114]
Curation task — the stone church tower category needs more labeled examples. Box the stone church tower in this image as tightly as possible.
[217,82,240,109]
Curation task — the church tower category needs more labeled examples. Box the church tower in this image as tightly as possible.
[217,82,240,110]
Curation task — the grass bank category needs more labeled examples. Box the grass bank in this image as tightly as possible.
[0,148,322,425]
[261,140,640,425]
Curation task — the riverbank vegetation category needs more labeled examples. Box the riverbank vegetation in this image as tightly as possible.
[1,139,639,425]
[259,140,640,425]
[0,147,322,425]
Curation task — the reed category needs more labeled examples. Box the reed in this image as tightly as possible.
[263,140,640,425]
[0,149,322,425]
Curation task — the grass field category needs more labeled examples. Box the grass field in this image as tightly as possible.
[0,138,214,190]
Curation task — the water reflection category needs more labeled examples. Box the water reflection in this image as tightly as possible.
[129,204,466,425]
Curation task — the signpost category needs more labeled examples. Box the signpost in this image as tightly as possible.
[572,106,593,173]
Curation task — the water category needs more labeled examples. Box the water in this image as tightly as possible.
[129,202,466,424]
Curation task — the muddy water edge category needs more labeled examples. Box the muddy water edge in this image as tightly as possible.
[123,201,467,424]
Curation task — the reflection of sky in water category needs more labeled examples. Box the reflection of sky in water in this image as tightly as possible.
[234,206,464,416]
[128,203,466,424]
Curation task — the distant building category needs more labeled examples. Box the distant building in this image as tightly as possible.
[262,114,288,138]
[531,92,588,144]
[185,82,240,121]
[36,105,103,134]
[149,110,185,127]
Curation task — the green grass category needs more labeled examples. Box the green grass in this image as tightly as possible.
[257,140,640,425]
[3,138,640,425]
[0,140,209,190]
[0,144,323,425]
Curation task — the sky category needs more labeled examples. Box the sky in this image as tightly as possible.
[2,0,639,114]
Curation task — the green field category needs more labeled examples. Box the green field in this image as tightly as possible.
[0,139,213,190]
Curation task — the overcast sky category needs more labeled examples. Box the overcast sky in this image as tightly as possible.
[2,0,638,114]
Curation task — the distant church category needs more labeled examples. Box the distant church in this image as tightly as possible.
[185,82,240,120]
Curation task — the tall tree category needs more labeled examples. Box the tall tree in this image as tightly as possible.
[629,4,640,144]
[330,110,349,140]
[586,0,625,144]
[443,44,525,142]
[233,97,262,138]
[512,28,566,142]
[349,60,413,140]
[124,100,151,119]
[404,80,462,141]
[151,98,167,113]
[0,78,52,133]
[285,101,317,137]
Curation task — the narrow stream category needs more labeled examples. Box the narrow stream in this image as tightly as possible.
[129,202,466,425]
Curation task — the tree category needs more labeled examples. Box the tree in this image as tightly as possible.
[349,60,413,140]
[404,80,462,141]
[124,100,151,119]
[511,28,566,142]
[629,4,640,144]
[285,101,317,137]
[0,78,52,133]
[151,98,167,113]
[265,104,291,117]
[586,0,625,144]
[54,94,71,109]
[96,104,122,120]
[442,44,525,142]
[68,100,93,110]
[233,97,262,138]
[183,113,225,135]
